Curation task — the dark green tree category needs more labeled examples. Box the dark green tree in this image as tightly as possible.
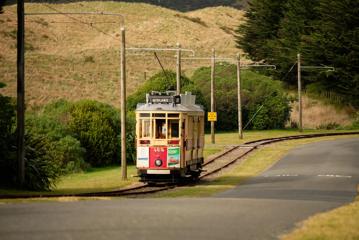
[267,0,319,82]
[235,0,288,62]
[301,0,359,106]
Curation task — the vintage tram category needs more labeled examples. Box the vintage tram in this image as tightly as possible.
[135,91,205,183]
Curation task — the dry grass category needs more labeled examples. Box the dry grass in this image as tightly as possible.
[290,95,353,128]
[0,2,245,108]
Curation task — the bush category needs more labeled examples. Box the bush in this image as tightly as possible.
[68,100,120,167]
[191,63,291,130]
[26,100,87,172]
[0,88,61,190]
[24,132,61,191]
[27,99,136,168]
[50,136,86,173]
[0,89,17,186]
[127,70,205,110]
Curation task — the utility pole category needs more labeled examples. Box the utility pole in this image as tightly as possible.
[120,27,127,180]
[17,0,25,187]
[210,48,216,144]
[176,43,181,95]
[236,53,243,139]
[297,53,303,132]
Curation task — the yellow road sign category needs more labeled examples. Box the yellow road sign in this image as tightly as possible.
[208,112,217,121]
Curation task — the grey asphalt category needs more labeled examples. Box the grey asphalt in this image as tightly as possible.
[0,138,358,240]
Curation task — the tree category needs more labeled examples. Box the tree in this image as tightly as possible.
[301,0,359,106]
[235,0,288,62]
[267,0,319,82]
[0,0,5,14]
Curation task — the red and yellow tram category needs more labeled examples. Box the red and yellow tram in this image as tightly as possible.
[135,91,205,183]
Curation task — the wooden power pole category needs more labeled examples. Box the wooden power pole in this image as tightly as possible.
[120,27,127,180]
[210,48,216,144]
[297,53,303,132]
[176,43,181,95]
[17,0,25,186]
[236,53,243,139]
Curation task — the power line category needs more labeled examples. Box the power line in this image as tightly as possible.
[31,3,120,40]
[26,20,118,24]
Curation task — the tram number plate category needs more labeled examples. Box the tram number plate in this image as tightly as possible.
[208,112,217,121]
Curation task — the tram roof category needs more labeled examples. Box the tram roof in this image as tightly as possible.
[136,103,204,113]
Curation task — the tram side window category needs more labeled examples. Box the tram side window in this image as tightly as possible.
[155,119,166,139]
[139,119,151,138]
[168,119,179,138]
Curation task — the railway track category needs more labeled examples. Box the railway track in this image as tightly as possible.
[1,131,358,199]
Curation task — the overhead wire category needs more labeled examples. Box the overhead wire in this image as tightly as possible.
[36,3,119,40]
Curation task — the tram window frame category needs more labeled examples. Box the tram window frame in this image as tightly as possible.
[155,118,167,139]
[139,118,151,139]
[167,119,179,139]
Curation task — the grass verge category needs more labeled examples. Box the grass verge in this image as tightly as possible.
[281,186,359,240]
[0,166,139,197]
[0,130,357,201]
[153,134,359,197]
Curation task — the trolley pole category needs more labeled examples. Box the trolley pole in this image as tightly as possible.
[210,48,216,144]
[236,53,243,139]
[120,27,127,180]
[297,53,303,132]
[176,43,181,95]
[17,0,25,187]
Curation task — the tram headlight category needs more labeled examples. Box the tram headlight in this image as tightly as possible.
[155,159,163,167]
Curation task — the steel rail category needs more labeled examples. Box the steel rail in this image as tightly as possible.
[1,132,358,199]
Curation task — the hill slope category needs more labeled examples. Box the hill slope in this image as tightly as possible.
[3,0,250,12]
[0,2,245,107]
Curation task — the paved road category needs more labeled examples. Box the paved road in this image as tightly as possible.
[1,138,358,240]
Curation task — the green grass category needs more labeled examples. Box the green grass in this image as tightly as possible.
[0,166,139,197]
[154,133,359,198]
[0,129,357,199]
[281,187,359,240]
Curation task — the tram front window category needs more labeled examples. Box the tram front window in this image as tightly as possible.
[168,119,179,138]
[155,119,166,139]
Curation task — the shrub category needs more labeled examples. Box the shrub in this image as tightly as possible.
[25,100,87,172]
[50,136,86,173]
[0,89,17,186]
[125,111,136,164]
[27,99,136,168]
[191,62,291,130]
[68,100,120,166]
[127,70,205,110]
[24,132,61,191]
[316,122,340,130]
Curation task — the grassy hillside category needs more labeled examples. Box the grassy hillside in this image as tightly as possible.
[3,0,250,12]
[0,1,245,108]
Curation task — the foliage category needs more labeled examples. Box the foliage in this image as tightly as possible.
[0,88,16,186]
[25,100,87,173]
[236,0,359,107]
[50,136,86,174]
[23,132,61,191]
[67,100,120,167]
[301,0,359,107]
[0,85,61,190]
[191,63,291,130]
[127,70,205,110]
[235,0,288,62]
[26,99,135,169]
